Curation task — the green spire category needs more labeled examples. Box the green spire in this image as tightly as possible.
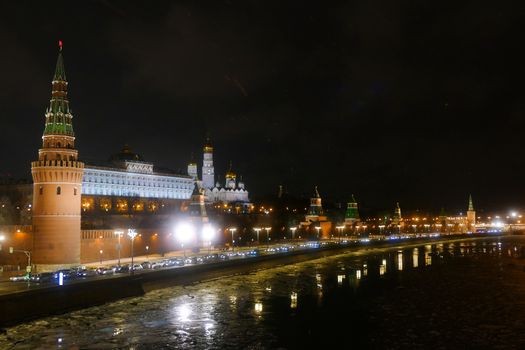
[43,42,74,137]
[53,47,66,81]
[345,194,359,220]
[468,194,474,211]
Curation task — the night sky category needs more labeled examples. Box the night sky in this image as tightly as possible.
[1,1,524,214]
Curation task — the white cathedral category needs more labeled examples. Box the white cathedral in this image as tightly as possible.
[187,138,250,204]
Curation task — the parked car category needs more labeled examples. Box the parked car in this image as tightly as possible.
[77,269,97,278]
[141,261,152,269]
[31,272,55,283]
[10,273,31,282]
[131,264,143,271]
[150,262,163,269]
[184,256,197,265]
[166,258,184,266]
[96,267,113,275]
[111,265,123,273]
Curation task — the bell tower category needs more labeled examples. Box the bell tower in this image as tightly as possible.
[31,42,84,269]
[202,137,215,189]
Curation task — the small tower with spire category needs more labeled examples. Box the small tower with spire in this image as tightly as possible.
[307,186,324,217]
[31,42,84,269]
[395,202,402,220]
[225,161,237,189]
[187,153,198,180]
[345,195,360,225]
[188,183,208,223]
[237,175,245,190]
[467,194,476,231]
[202,137,215,189]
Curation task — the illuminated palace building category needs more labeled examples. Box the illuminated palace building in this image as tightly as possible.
[0,46,249,269]
[80,145,194,221]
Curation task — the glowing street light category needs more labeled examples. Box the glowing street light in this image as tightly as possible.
[202,224,216,254]
[336,226,345,242]
[175,222,196,257]
[127,229,138,273]
[228,228,237,252]
[290,227,297,240]
[114,230,124,266]
[0,234,5,252]
[265,227,272,249]
[315,226,321,240]
[254,227,262,245]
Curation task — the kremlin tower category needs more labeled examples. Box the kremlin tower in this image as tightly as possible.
[344,195,360,225]
[202,137,215,189]
[467,194,476,231]
[31,43,84,269]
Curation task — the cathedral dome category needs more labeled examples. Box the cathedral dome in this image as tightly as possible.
[226,161,236,178]
[110,144,144,162]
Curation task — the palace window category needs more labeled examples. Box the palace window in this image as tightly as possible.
[74,188,77,195]
[57,186,61,195]
[39,186,43,195]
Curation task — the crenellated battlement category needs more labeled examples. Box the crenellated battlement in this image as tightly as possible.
[31,160,84,169]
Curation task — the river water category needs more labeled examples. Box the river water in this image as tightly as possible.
[3,236,525,349]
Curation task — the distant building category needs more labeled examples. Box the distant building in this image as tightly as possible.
[344,195,360,226]
[190,139,250,205]
[300,186,332,238]
[188,183,208,223]
[201,138,215,189]
[83,144,193,199]
[467,194,476,231]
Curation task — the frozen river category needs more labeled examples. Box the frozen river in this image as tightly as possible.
[3,235,525,349]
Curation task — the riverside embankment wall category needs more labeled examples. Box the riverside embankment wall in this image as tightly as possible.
[0,234,506,327]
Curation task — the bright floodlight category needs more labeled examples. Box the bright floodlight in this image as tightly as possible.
[202,224,215,242]
[175,222,196,243]
[511,212,517,218]
[0,235,5,242]
[127,228,137,239]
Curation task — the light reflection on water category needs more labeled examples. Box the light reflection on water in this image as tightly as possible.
[1,237,525,349]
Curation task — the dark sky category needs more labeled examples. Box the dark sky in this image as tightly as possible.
[0,1,524,214]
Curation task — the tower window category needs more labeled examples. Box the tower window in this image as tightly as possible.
[39,186,43,195]
[57,186,61,195]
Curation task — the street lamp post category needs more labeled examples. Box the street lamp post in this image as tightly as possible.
[315,226,321,241]
[114,230,124,266]
[265,227,272,249]
[229,228,237,252]
[127,229,138,273]
[1,235,32,272]
[290,227,297,240]
[99,249,103,265]
[202,224,215,254]
[146,245,149,259]
[336,226,345,242]
[254,227,262,246]
[175,222,196,258]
